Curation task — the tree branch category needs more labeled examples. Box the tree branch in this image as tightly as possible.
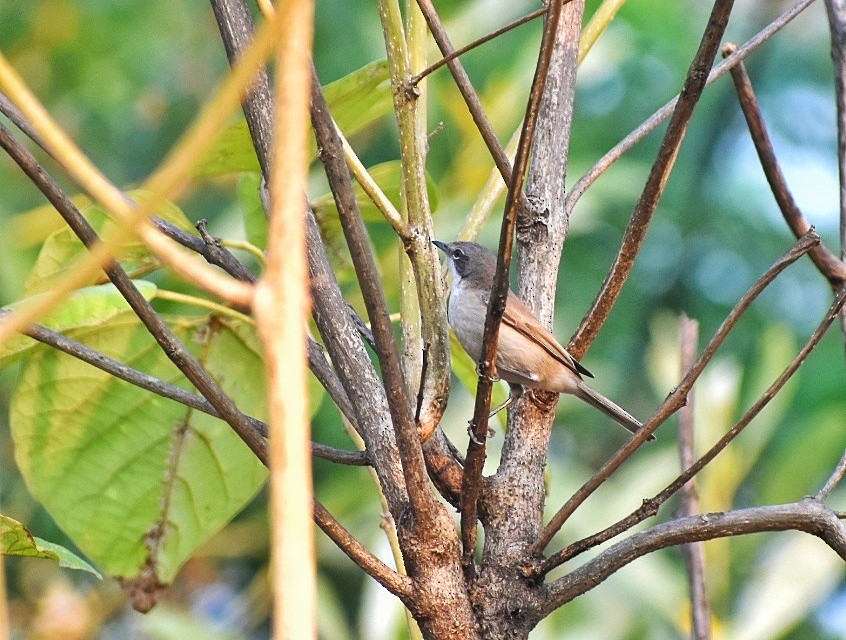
[375,0,451,444]
[310,74,435,518]
[568,0,736,358]
[460,0,573,577]
[530,230,821,557]
[724,43,846,286]
[0,121,267,463]
[410,6,548,85]
[538,282,846,576]
[312,501,414,602]
[414,0,527,192]
[7,315,369,466]
[539,498,846,618]
[209,0,274,181]
[564,0,816,216]
[677,316,712,640]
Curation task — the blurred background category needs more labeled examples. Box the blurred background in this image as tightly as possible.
[1,0,845,638]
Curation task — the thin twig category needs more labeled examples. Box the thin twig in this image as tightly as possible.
[410,6,549,85]
[818,434,846,500]
[335,123,411,241]
[5,314,368,466]
[568,0,735,358]
[0,121,268,463]
[529,230,820,557]
[565,0,817,215]
[460,0,571,579]
[415,0,528,192]
[538,283,846,575]
[0,91,50,155]
[677,316,711,640]
[724,43,846,286]
[824,0,846,262]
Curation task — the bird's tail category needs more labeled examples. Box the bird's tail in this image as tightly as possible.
[575,381,654,441]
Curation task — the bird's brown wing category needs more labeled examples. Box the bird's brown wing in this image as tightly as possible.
[500,291,594,379]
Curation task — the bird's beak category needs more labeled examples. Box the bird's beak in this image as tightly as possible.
[432,240,449,253]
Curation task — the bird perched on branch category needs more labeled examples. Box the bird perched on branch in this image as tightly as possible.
[434,240,649,439]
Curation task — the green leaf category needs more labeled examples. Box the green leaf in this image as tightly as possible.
[0,282,158,368]
[24,192,194,296]
[10,313,267,589]
[312,160,439,227]
[195,60,392,177]
[1,514,101,578]
[238,172,268,250]
[321,59,392,140]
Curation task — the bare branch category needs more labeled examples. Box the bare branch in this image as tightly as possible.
[724,43,846,286]
[414,0,519,189]
[538,283,846,575]
[410,6,549,85]
[539,499,846,618]
[460,0,574,578]
[568,0,736,358]
[310,73,434,517]
[313,501,414,602]
[209,0,274,181]
[530,230,821,557]
[8,314,368,466]
[818,440,846,500]
[565,0,816,216]
[824,0,846,260]
[677,316,712,640]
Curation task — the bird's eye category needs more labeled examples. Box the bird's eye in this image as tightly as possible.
[452,248,464,260]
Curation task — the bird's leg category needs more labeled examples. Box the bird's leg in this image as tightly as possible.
[466,385,517,444]
[488,384,523,418]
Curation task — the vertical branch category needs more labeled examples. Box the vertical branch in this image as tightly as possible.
[823,0,846,348]
[252,0,316,636]
[310,77,434,518]
[677,316,712,640]
[460,0,572,576]
[825,0,846,260]
[483,0,585,573]
[377,0,451,443]
[209,0,274,180]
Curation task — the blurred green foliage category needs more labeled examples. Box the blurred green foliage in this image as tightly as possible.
[1,0,845,638]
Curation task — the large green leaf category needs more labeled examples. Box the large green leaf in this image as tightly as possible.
[10,311,267,602]
[1,514,101,578]
[0,282,158,368]
[24,193,194,296]
[195,59,392,177]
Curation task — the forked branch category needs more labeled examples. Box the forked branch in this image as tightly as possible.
[530,230,820,556]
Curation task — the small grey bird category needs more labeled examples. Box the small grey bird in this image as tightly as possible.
[434,240,647,437]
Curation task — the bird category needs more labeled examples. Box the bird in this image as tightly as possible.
[433,239,648,438]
